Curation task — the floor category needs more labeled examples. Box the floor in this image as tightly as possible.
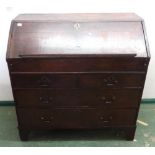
[0,104,155,147]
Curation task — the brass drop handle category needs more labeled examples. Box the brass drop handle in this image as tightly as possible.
[38,76,51,87]
[39,83,49,87]
[39,97,53,104]
[40,116,54,123]
[103,77,118,86]
[99,116,113,123]
[105,101,112,104]
[101,96,116,104]
[104,80,118,86]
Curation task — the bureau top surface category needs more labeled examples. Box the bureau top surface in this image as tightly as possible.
[7,13,148,58]
[14,13,142,22]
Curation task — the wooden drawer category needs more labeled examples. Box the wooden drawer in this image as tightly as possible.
[79,73,145,88]
[15,89,78,107]
[54,109,137,128]
[14,89,141,108]
[17,108,55,130]
[75,89,141,108]
[17,108,137,130]
[11,74,77,88]
[11,73,145,89]
[8,57,148,72]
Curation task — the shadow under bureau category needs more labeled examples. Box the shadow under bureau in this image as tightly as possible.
[6,13,150,141]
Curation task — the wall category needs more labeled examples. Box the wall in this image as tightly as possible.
[0,0,155,101]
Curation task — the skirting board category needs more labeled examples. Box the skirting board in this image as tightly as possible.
[141,98,155,104]
[0,99,155,106]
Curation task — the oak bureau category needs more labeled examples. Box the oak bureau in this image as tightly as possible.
[6,13,150,141]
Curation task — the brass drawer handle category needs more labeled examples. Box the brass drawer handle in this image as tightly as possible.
[40,116,54,123]
[101,96,116,104]
[99,116,113,123]
[39,83,49,87]
[38,76,51,87]
[103,76,118,86]
[39,97,53,104]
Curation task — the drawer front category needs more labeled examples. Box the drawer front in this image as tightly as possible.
[11,73,145,89]
[11,74,77,88]
[75,89,141,108]
[17,109,55,130]
[8,57,147,72]
[17,108,137,129]
[14,89,141,108]
[79,73,145,88]
[54,109,137,128]
[15,89,78,107]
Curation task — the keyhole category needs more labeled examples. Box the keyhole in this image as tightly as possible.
[74,23,80,30]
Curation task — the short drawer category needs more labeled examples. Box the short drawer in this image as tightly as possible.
[17,108,137,130]
[11,74,77,88]
[17,108,55,130]
[8,57,148,72]
[14,89,142,108]
[79,73,145,88]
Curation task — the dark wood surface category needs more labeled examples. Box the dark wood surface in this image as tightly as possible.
[8,58,148,72]
[14,89,141,108]
[6,13,150,141]
[7,13,147,58]
[11,73,145,88]
[17,108,137,129]
[10,22,146,57]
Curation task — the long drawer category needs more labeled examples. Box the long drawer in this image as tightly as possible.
[8,57,148,72]
[11,73,145,89]
[17,108,137,130]
[14,89,142,108]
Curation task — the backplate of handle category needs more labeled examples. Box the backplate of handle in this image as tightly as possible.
[39,96,53,104]
[103,76,118,86]
[40,116,54,123]
[101,96,116,104]
[38,76,51,87]
[99,116,113,123]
